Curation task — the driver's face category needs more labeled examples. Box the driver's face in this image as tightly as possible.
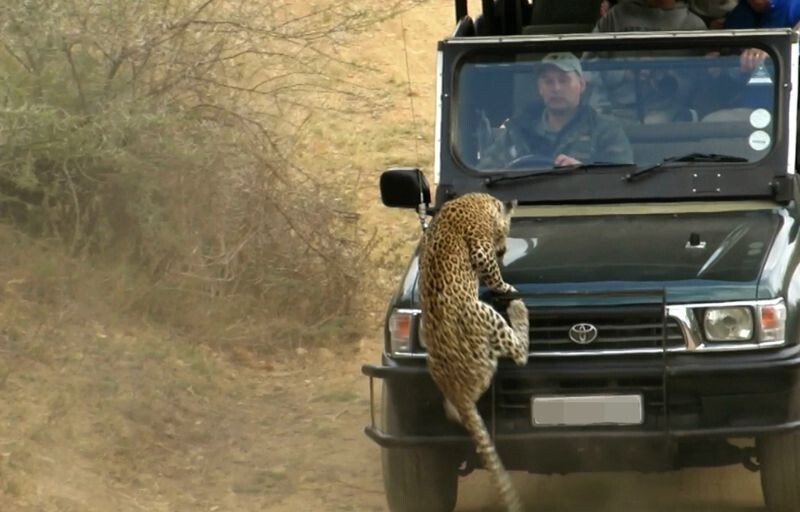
[537,68,585,114]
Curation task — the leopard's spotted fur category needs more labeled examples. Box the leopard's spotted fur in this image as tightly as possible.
[419,192,529,512]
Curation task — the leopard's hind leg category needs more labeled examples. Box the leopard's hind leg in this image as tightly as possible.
[453,398,523,512]
[442,300,529,427]
[447,301,527,512]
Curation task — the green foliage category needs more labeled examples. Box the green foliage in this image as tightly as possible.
[0,0,417,335]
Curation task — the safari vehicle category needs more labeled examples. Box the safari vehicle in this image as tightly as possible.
[362,1,800,511]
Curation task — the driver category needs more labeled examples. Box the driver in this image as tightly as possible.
[479,53,633,169]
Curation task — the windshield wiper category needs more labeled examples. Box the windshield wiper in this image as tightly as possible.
[623,153,748,182]
[484,162,636,187]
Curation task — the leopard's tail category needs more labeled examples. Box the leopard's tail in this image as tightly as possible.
[456,400,523,512]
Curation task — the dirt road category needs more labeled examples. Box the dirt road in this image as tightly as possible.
[297,342,767,512]
[0,308,765,512]
[0,319,768,512]
[457,467,763,512]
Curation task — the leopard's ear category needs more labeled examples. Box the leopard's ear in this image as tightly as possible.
[503,199,518,214]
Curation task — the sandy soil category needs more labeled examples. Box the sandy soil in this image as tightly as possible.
[269,340,768,512]
[0,317,768,512]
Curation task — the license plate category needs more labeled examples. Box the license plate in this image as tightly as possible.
[531,394,644,427]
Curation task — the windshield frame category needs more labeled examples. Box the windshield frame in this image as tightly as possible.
[436,29,797,205]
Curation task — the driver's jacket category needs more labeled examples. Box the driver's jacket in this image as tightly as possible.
[478,105,633,169]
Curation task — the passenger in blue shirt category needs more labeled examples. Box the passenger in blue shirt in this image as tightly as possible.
[723,0,800,71]
[725,0,800,29]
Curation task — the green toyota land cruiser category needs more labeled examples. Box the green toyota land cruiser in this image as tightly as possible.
[363,2,800,511]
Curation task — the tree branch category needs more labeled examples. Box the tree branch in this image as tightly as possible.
[0,41,33,73]
[62,41,88,113]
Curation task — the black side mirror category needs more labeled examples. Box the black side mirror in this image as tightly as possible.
[380,167,431,209]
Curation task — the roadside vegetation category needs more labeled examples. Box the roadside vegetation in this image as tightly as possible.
[0,0,428,352]
[0,0,446,510]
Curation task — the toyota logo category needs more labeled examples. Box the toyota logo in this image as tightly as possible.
[568,323,598,344]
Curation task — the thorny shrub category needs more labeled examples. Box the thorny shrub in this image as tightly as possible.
[0,0,422,345]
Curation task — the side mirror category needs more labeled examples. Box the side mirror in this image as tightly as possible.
[380,167,431,209]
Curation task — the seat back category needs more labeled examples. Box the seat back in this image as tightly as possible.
[530,0,603,25]
[523,0,602,35]
[623,121,761,163]
[522,23,596,34]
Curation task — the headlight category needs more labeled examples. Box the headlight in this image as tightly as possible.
[757,301,786,342]
[388,309,416,354]
[703,307,753,342]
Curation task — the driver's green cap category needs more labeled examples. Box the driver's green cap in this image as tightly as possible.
[540,52,583,77]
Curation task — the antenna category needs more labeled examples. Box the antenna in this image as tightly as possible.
[400,13,427,231]
[399,14,421,164]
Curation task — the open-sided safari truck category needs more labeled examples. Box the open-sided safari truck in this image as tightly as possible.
[362,1,800,511]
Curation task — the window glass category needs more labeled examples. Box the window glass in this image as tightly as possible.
[455,48,776,171]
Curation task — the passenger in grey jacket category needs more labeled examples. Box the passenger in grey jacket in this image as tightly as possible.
[596,0,707,32]
[590,0,706,123]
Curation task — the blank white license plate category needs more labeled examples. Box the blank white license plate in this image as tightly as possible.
[531,394,644,427]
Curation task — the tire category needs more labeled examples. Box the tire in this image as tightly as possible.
[758,431,800,512]
[381,386,459,512]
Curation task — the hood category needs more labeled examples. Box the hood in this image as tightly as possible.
[502,206,783,304]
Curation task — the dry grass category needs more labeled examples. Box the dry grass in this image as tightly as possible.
[0,1,452,510]
[0,280,387,511]
[291,0,454,316]
[0,222,390,510]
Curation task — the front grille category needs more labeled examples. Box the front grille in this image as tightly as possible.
[529,306,685,353]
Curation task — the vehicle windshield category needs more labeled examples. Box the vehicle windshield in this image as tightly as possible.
[456,46,777,172]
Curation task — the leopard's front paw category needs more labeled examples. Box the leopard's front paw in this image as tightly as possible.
[507,299,529,366]
[507,299,529,326]
[513,350,529,367]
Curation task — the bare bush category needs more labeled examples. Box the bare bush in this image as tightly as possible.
[0,0,421,341]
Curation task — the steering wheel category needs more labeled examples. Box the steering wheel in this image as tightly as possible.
[506,154,553,170]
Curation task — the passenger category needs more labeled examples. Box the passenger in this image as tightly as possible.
[479,53,633,169]
[689,0,738,27]
[687,0,776,118]
[595,0,707,32]
[688,54,759,119]
[687,0,778,115]
[724,0,800,29]
[724,0,800,71]
[590,1,707,123]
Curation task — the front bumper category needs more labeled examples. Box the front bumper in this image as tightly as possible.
[363,346,800,470]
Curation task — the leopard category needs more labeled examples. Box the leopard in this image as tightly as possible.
[419,192,530,512]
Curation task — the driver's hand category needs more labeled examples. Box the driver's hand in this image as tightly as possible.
[554,154,581,167]
[740,48,767,73]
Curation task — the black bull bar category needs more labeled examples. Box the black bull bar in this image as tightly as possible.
[362,288,800,450]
